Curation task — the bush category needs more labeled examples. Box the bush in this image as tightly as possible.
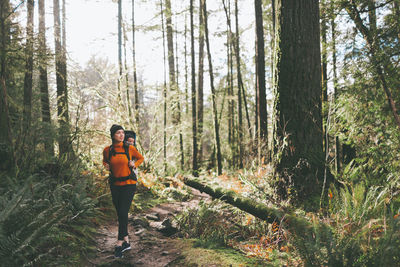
[0,170,99,266]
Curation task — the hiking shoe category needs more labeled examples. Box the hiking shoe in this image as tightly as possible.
[114,246,123,258]
[121,241,131,252]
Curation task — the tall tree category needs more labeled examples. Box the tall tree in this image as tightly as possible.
[190,0,198,175]
[254,0,268,163]
[175,16,184,170]
[164,0,184,171]
[122,22,133,126]
[132,0,140,126]
[0,0,14,171]
[222,0,236,166]
[117,0,123,110]
[23,0,34,133]
[273,0,324,203]
[234,0,243,168]
[53,0,71,157]
[203,0,222,175]
[160,0,168,173]
[197,0,205,164]
[184,13,189,115]
[330,0,340,173]
[39,0,54,155]
[165,0,179,124]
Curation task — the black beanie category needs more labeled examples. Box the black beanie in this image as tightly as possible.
[110,124,124,139]
[124,130,136,141]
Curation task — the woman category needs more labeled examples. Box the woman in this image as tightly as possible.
[103,124,144,258]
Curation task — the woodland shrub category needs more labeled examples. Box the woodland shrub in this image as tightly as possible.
[0,163,100,266]
[291,183,400,266]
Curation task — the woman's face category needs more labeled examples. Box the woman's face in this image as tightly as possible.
[113,129,125,142]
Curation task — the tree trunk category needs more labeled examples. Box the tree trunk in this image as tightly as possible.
[160,0,168,174]
[0,0,14,171]
[321,0,328,158]
[123,22,133,126]
[54,0,71,157]
[184,176,319,235]
[39,0,54,156]
[117,0,123,109]
[175,15,184,171]
[23,0,34,133]
[330,1,340,173]
[190,0,198,176]
[320,0,329,199]
[222,0,234,166]
[234,0,243,168]
[255,0,268,159]
[203,0,222,175]
[184,13,189,115]
[165,0,179,126]
[197,0,205,165]
[273,0,324,203]
[132,0,140,126]
[165,0,184,171]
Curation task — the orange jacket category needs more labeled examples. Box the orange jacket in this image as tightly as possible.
[103,142,144,186]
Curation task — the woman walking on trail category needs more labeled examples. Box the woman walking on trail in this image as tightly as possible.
[103,124,144,258]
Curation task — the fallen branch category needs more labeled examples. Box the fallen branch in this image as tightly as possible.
[183,177,315,235]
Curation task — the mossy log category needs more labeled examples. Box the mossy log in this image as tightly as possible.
[184,177,319,235]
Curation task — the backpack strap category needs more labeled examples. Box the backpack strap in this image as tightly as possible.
[123,142,131,162]
[108,143,131,162]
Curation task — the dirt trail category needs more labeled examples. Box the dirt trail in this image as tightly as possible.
[88,189,209,267]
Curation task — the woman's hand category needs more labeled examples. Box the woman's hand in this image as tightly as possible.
[128,160,135,168]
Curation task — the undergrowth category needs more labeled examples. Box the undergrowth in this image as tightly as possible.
[0,160,104,266]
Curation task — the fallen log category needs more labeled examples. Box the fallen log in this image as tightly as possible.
[183,177,317,235]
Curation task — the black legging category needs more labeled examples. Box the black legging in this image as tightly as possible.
[110,184,136,240]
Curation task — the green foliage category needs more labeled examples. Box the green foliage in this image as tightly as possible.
[291,184,400,266]
[0,170,100,266]
[176,200,235,246]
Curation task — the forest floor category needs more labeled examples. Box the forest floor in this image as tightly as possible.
[88,188,212,267]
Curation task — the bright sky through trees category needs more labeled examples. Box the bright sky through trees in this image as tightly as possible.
[62,0,256,86]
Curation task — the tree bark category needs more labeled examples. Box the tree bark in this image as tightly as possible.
[183,177,318,235]
[123,22,133,126]
[330,1,340,173]
[175,15,184,171]
[234,0,243,168]
[117,0,123,109]
[53,0,71,157]
[0,0,14,171]
[222,0,235,166]
[165,0,179,126]
[23,0,34,133]
[273,0,324,203]
[184,13,189,115]
[39,0,54,156]
[255,0,268,157]
[203,0,222,175]
[165,0,184,171]
[190,0,198,176]
[132,0,140,126]
[197,0,205,164]
[160,0,168,174]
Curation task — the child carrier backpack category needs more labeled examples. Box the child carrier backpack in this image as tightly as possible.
[108,142,137,184]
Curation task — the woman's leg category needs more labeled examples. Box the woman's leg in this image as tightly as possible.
[115,184,136,241]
